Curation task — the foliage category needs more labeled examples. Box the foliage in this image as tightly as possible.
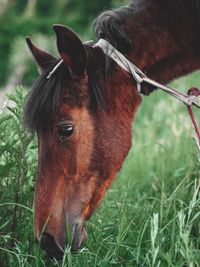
[0,72,200,266]
[0,0,128,86]
[0,87,38,265]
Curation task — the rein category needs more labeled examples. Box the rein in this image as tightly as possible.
[46,39,200,151]
[95,39,200,108]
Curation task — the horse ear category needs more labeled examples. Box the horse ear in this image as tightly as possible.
[26,37,56,72]
[53,24,87,76]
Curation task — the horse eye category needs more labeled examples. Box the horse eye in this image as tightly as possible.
[57,124,74,141]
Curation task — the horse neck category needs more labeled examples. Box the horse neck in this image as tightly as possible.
[95,0,200,117]
[125,0,200,88]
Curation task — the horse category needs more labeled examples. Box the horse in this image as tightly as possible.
[24,0,200,259]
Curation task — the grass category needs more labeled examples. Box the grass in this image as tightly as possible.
[0,71,200,267]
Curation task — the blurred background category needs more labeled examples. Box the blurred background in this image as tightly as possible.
[0,0,129,104]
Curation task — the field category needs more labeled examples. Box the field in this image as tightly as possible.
[0,71,200,266]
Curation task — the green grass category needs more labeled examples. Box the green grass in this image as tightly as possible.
[0,71,200,267]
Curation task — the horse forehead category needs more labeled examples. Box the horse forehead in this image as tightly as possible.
[58,104,92,123]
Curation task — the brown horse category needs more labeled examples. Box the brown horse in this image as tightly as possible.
[24,0,200,258]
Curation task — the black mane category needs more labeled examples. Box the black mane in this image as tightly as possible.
[93,0,146,54]
[24,60,68,131]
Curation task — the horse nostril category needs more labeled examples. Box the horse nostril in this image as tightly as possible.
[40,232,63,259]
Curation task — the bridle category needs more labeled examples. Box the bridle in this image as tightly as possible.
[46,39,200,151]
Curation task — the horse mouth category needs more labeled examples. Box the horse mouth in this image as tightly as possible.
[40,233,64,259]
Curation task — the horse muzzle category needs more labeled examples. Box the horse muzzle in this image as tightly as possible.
[38,221,87,259]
